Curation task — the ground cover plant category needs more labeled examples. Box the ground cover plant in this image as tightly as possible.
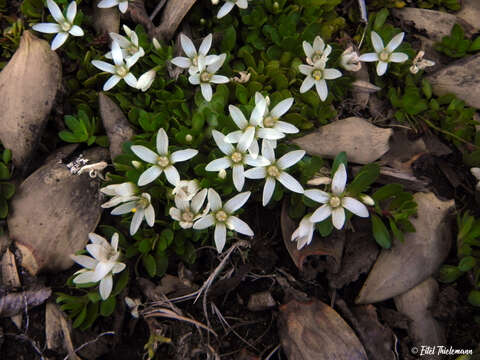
[0,0,480,359]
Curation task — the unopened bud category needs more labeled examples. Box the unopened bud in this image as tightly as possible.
[218,169,227,179]
[131,160,142,169]
[340,46,361,72]
[211,0,219,4]
[273,1,279,9]
[137,69,156,92]
[152,37,161,50]
[185,134,193,142]
[360,194,375,206]
[200,18,206,25]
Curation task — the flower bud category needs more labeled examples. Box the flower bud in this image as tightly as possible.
[152,37,161,50]
[273,1,279,9]
[211,0,219,4]
[185,134,193,143]
[340,46,361,72]
[200,18,206,25]
[131,160,142,169]
[360,194,375,206]
[137,69,156,92]
[218,169,227,179]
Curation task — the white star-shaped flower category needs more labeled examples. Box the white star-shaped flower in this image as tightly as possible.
[106,25,145,61]
[131,128,198,187]
[172,180,200,201]
[171,34,220,75]
[254,92,298,148]
[299,61,342,101]
[100,182,138,209]
[291,214,316,250]
[244,141,305,206]
[32,0,84,50]
[97,0,130,13]
[205,130,269,192]
[302,36,331,66]
[216,0,248,19]
[91,41,141,91]
[170,188,208,229]
[193,189,253,252]
[71,233,126,300]
[188,54,230,101]
[110,192,155,235]
[358,31,409,76]
[225,98,285,158]
[305,163,369,230]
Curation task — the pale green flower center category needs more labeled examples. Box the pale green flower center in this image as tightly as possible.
[267,165,280,178]
[116,65,128,77]
[379,50,390,62]
[312,52,324,63]
[200,71,212,82]
[215,210,228,222]
[192,56,199,67]
[137,197,150,209]
[127,44,138,55]
[312,69,323,81]
[61,21,72,32]
[157,156,170,168]
[230,151,243,163]
[181,210,194,222]
[329,196,341,208]
[264,115,277,128]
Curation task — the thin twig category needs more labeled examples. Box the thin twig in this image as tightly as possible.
[63,331,115,360]
[149,0,168,20]
[264,344,281,360]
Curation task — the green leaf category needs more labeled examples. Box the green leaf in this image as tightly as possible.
[331,152,347,174]
[373,8,389,31]
[138,238,152,254]
[458,256,476,272]
[87,292,101,303]
[389,218,404,243]
[467,290,480,307]
[155,251,168,277]
[469,36,480,52]
[1,183,15,200]
[235,84,248,104]
[348,163,380,195]
[100,296,116,317]
[2,149,11,164]
[111,269,129,297]
[142,254,157,277]
[0,198,8,219]
[0,163,10,180]
[372,184,403,202]
[80,302,100,330]
[371,214,391,249]
[72,306,87,328]
[221,26,237,52]
[438,265,463,283]
[422,79,432,99]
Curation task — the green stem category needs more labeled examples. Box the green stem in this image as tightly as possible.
[421,116,477,148]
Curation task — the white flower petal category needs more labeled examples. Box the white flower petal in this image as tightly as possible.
[244,166,266,179]
[237,126,255,153]
[232,164,245,191]
[130,208,145,235]
[376,61,388,76]
[145,205,155,226]
[210,75,230,84]
[245,154,269,167]
[199,33,212,55]
[207,53,226,73]
[313,36,325,52]
[99,274,113,300]
[131,145,158,164]
[212,130,234,155]
[229,105,248,129]
[111,233,119,251]
[180,33,197,58]
[324,68,342,80]
[91,260,115,282]
[261,140,275,163]
[69,25,84,37]
[371,31,384,53]
[224,191,250,213]
[214,223,227,253]
[236,0,248,8]
[386,32,404,53]
[331,163,347,195]
[71,255,98,270]
[275,121,299,134]
[250,98,266,126]
[206,157,231,171]
[193,214,215,229]
[191,189,208,213]
[304,189,330,204]
[311,204,332,223]
[277,150,305,169]
[123,72,137,88]
[171,149,198,163]
[156,128,169,155]
[97,0,118,8]
[118,1,128,13]
[164,165,180,186]
[189,74,200,85]
[227,216,253,236]
[51,32,69,50]
[111,201,137,215]
[73,271,97,284]
[171,56,191,68]
[277,172,304,193]
[110,33,130,47]
[342,197,369,218]
[389,52,408,63]
[103,75,122,91]
[126,51,142,68]
[92,60,115,73]
[302,41,314,58]
[138,166,162,186]
[262,177,276,206]
[225,130,242,144]
[358,53,379,62]
[300,76,315,93]
[315,79,328,101]
[248,140,260,159]
[217,2,235,18]
[256,128,285,140]
[66,1,77,23]
[169,207,182,221]
[47,0,65,23]
[112,263,126,274]
[208,188,222,211]
[200,83,213,101]
[331,207,346,230]
[32,23,61,34]
[271,98,294,118]
[111,41,124,66]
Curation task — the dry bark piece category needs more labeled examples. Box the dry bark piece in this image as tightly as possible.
[392,8,474,42]
[0,31,61,170]
[45,302,82,360]
[92,0,120,34]
[281,199,344,272]
[247,291,276,312]
[0,286,51,317]
[98,92,135,159]
[153,0,197,42]
[394,277,446,359]
[8,147,108,275]
[457,0,480,33]
[278,299,367,360]
[356,192,454,304]
[0,235,11,262]
[292,117,392,164]
[1,249,22,328]
[426,54,480,109]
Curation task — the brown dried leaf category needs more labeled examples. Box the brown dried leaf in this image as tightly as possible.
[153,0,197,42]
[1,249,22,328]
[278,299,367,360]
[0,31,61,170]
[356,192,454,304]
[98,92,135,160]
[8,147,107,275]
[0,286,51,317]
[292,117,392,164]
